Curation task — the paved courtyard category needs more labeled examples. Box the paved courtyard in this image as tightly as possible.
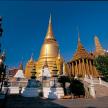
[1,95,108,108]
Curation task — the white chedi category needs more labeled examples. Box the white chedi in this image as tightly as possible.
[14,62,25,79]
[14,70,25,79]
[40,67,51,78]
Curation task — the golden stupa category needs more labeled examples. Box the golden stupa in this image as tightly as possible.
[94,36,105,57]
[25,15,64,78]
[25,55,35,78]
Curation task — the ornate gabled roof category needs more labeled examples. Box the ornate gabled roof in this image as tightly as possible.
[72,35,93,61]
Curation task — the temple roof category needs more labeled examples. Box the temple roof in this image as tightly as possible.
[72,35,93,61]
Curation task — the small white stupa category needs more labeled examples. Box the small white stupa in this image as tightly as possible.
[40,61,51,78]
[14,63,25,79]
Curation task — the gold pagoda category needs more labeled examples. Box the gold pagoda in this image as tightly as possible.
[93,36,105,57]
[25,56,35,78]
[25,15,64,78]
[67,35,99,77]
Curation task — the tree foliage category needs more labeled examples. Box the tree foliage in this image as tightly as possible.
[58,75,71,95]
[58,76,85,96]
[94,55,108,81]
[69,79,85,97]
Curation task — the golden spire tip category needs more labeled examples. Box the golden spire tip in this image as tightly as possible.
[49,13,51,24]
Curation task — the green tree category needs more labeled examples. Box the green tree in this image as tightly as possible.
[69,79,85,97]
[58,75,71,95]
[94,55,108,81]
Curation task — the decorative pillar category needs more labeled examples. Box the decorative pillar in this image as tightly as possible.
[69,63,72,77]
[71,62,74,76]
[75,61,78,76]
[82,59,86,77]
[86,59,90,76]
[74,61,76,77]
[78,59,82,76]
[92,60,98,77]
[89,60,93,76]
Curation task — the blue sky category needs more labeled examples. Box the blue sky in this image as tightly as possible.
[0,1,108,68]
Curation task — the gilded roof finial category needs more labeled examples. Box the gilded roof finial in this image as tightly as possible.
[78,32,80,43]
[77,26,82,50]
[49,13,51,24]
[30,53,34,62]
[19,62,23,70]
[18,56,24,70]
[18,59,23,70]
[76,26,80,43]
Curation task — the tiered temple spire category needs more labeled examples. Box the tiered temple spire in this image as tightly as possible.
[34,14,63,78]
[94,36,105,56]
[73,34,93,61]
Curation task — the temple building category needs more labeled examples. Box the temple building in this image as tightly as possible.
[67,35,99,77]
[25,15,64,78]
[24,16,106,79]
[93,36,105,57]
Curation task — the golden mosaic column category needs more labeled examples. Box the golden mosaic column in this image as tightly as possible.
[85,59,90,76]
[89,60,93,76]
[78,59,82,76]
[82,59,86,77]
[71,62,74,76]
[75,60,79,76]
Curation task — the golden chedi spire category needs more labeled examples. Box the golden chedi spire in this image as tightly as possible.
[45,14,55,40]
[36,14,63,77]
[94,36,105,57]
[72,33,93,61]
[39,14,59,59]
